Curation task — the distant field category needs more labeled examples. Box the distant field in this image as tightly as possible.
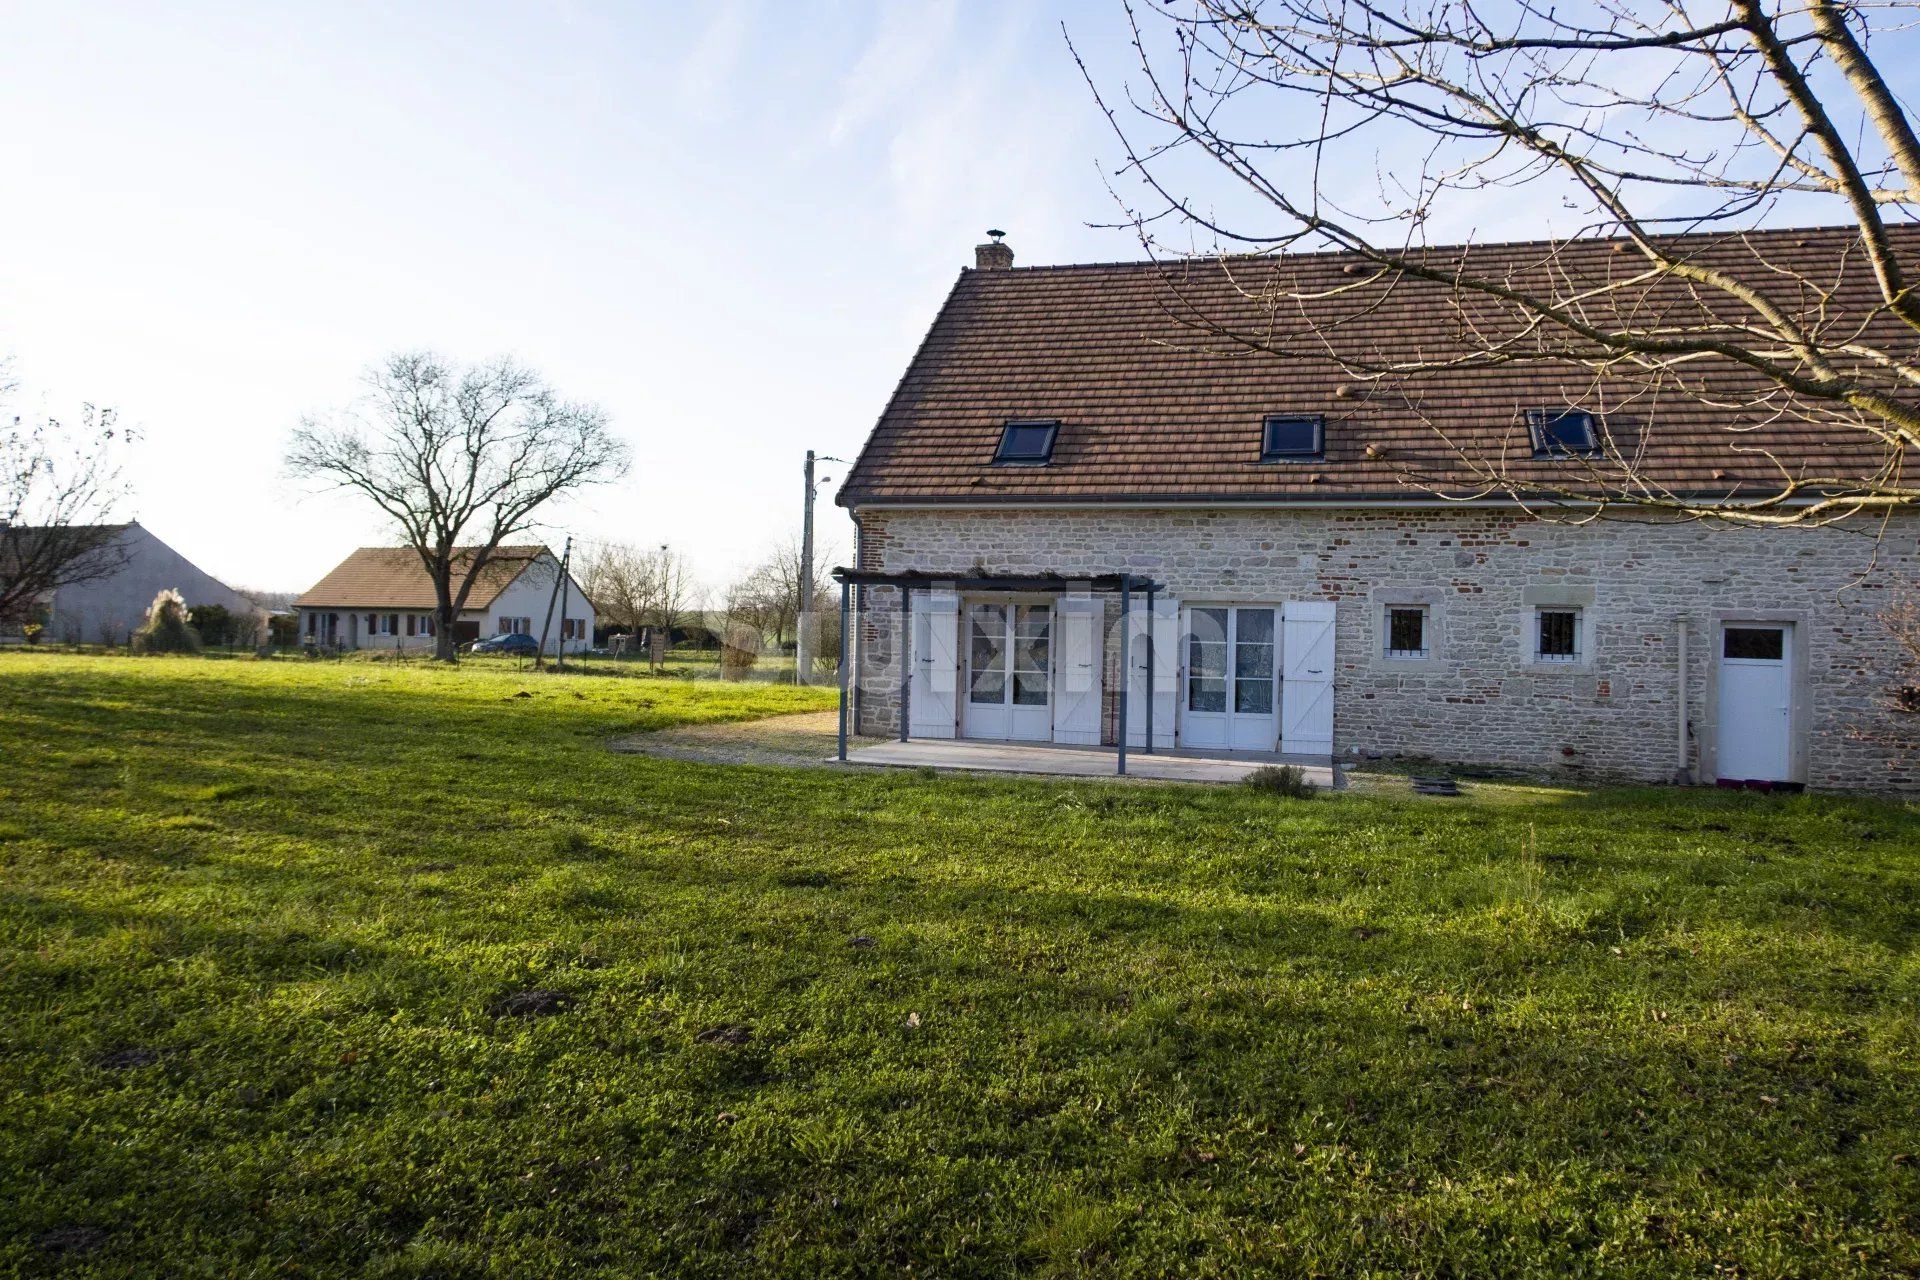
[2,651,1917,1277]
[291,645,812,683]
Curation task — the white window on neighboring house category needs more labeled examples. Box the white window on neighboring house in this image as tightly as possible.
[423,614,435,636]
[1383,605,1430,659]
[1535,608,1582,663]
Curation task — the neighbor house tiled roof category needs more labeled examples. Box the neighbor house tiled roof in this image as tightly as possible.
[837,224,1911,507]
[294,546,551,610]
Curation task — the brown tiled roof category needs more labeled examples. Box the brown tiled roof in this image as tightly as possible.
[838,224,1910,507]
[294,546,551,610]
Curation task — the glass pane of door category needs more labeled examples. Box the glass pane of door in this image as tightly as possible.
[1012,605,1050,705]
[968,604,1007,704]
[1724,626,1784,661]
[1188,607,1228,712]
[1234,608,1275,714]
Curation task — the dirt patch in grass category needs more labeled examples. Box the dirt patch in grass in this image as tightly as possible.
[35,1224,107,1256]
[610,710,849,767]
[489,989,573,1018]
[91,1047,161,1070]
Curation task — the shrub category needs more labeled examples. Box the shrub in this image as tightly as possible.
[1243,764,1317,798]
[132,589,202,655]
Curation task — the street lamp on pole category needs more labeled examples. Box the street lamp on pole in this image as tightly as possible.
[798,451,847,683]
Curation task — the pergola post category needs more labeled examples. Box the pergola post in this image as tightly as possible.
[1116,577,1130,776]
[898,584,911,743]
[836,578,851,763]
[1144,583,1155,754]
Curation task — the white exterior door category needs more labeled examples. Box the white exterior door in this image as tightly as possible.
[1717,624,1793,781]
[1280,601,1336,756]
[909,591,959,739]
[1052,593,1101,745]
[1126,597,1178,748]
[962,601,1053,742]
[1180,606,1280,752]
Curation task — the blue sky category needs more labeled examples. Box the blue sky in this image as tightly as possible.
[0,1,1153,592]
[4,3,1905,594]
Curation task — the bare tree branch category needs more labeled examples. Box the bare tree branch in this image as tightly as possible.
[1076,0,1920,527]
[0,366,133,625]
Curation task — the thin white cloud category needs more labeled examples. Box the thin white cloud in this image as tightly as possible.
[826,0,960,144]
[676,0,758,120]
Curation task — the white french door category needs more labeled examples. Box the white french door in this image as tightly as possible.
[962,601,1053,742]
[1180,606,1280,751]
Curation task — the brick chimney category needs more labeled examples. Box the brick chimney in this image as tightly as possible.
[974,229,1013,269]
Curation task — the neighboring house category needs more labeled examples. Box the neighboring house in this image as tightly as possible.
[10,522,258,645]
[835,228,1920,790]
[293,545,595,655]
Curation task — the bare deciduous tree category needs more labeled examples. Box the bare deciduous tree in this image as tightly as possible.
[579,542,649,635]
[1,368,132,627]
[724,537,835,653]
[579,541,700,644]
[1080,0,1920,525]
[641,543,699,643]
[288,352,628,661]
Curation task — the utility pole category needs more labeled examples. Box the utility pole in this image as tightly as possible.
[796,452,847,685]
[798,451,816,684]
[536,535,572,671]
[556,545,571,673]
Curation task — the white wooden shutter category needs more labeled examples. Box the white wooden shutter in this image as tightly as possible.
[1052,593,1102,745]
[1126,597,1178,748]
[1281,600,1336,756]
[909,591,959,739]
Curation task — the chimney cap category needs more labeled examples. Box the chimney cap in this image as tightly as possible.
[986,228,1006,241]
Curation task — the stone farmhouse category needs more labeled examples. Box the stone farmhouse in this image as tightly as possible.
[832,227,1920,790]
[294,545,594,655]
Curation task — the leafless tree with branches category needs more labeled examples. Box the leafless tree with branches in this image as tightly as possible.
[724,536,836,657]
[288,352,628,661]
[579,540,701,643]
[0,366,132,628]
[1077,0,1920,526]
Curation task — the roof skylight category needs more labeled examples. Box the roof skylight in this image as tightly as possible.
[994,420,1059,465]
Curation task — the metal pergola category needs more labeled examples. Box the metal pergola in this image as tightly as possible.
[830,569,1168,775]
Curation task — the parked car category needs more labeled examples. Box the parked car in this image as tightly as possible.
[467,632,540,656]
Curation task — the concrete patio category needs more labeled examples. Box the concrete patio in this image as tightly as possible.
[841,738,1338,786]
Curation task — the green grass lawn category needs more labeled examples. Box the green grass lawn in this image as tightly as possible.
[302,646,807,684]
[3,652,1917,1278]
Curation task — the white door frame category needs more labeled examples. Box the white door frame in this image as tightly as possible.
[1179,603,1282,752]
[961,596,1054,742]
[1705,614,1808,784]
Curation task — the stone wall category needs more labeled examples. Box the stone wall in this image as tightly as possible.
[847,505,1920,790]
